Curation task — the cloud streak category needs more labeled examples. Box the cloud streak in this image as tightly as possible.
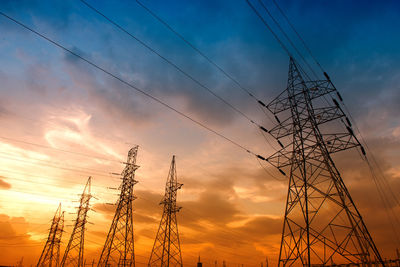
[0,0,399,265]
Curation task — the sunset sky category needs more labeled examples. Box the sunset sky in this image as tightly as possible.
[0,0,400,266]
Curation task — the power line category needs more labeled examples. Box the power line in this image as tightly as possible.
[0,8,282,184]
[258,127,279,151]
[0,11,260,160]
[257,0,318,79]
[0,243,44,248]
[0,135,122,163]
[247,0,400,226]
[266,58,384,265]
[289,4,400,239]
[133,0,298,172]
[0,168,108,188]
[245,0,293,62]
[136,184,280,245]
[364,157,400,247]
[6,189,76,202]
[344,108,400,209]
[262,0,397,199]
[0,152,113,177]
[2,114,255,187]
[269,0,325,73]
[0,110,136,147]
[3,4,397,260]
[263,0,400,220]
[1,174,110,193]
[366,152,400,207]
[245,0,313,82]
[80,0,267,130]
[135,0,269,108]
[255,157,285,181]
[134,0,283,154]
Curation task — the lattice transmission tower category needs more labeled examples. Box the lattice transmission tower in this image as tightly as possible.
[264,58,384,266]
[98,146,139,267]
[148,155,183,267]
[61,177,92,267]
[37,203,65,267]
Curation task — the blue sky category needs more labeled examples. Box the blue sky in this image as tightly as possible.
[0,0,400,265]
[2,0,400,125]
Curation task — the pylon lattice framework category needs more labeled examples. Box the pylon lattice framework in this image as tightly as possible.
[98,146,139,267]
[61,177,92,267]
[37,203,65,267]
[265,58,384,266]
[148,155,183,267]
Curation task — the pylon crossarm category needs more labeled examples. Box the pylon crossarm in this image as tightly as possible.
[269,105,346,140]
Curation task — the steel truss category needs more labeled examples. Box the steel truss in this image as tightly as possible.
[266,58,384,266]
[61,177,92,267]
[98,146,139,267]
[37,203,65,267]
[148,156,183,267]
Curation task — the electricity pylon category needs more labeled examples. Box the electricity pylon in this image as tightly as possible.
[98,146,139,267]
[265,58,384,266]
[61,177,92,267]
[148,155,183,267]
[37,203,65,267]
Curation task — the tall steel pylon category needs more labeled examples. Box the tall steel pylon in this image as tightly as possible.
[148,155,183,267]
[61,177,92,267]
[37,203,65,267]
[98,146,139,267]
[265,58,384,266]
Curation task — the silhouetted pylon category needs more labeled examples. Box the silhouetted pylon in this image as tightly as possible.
[37,204,65,267]
[98,146,139,267]
[61,177,92,267]
[265,58,384,266]
[148,155,183,267]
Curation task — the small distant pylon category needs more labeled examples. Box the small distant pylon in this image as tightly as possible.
[61,177,92,267]
[37,203,65,267]
[98,146,139,267]
[17,257,24,267]
[148,155,183,267]
[197,256,202,267]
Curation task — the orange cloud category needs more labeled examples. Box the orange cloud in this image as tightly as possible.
[0,176,11,189]
[0,214,43,265]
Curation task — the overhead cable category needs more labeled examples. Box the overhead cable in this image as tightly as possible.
[0,135,122,163]
[257,0,318,79]
[80,0,267,130]
[270,0,325,73]
[0,11,266,161]
[134,0,283,151]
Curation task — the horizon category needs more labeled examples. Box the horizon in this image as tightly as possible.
[0,0,399,266]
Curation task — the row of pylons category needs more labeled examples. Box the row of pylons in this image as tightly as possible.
[37,146,183,267]
[36,58,392,267]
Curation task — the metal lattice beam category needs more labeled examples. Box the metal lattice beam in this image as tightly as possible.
[98,146,139,267]
[266,58,384,266]
[148,156,183,267]
[60,177,92,267]
[37,203,65,267]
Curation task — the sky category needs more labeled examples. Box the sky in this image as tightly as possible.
[0,0,400,266]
